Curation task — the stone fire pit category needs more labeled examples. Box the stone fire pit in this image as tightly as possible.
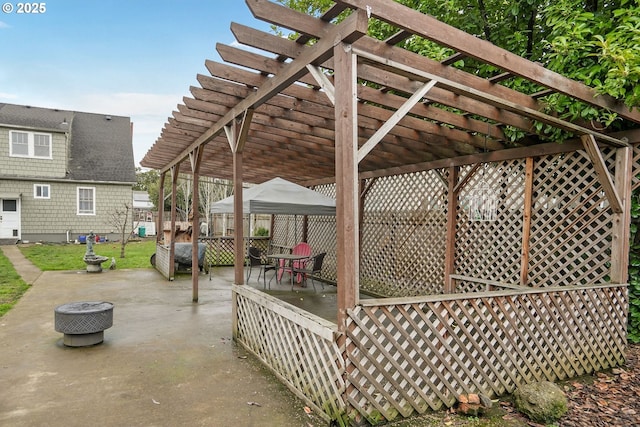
[54,301,114,347]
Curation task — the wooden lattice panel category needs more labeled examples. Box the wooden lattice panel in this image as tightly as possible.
[633,143,640,192]
[344,285,627,424]
[200,237,269,267]
[307,216,338,282]
[456,160,525,289]
[307,183,338,283]
[154,243,171,279]
[272,214,304,248]
[360,172,447,296]
[269,144,635,296]
[528,151,613,286]
[233,286,345,420]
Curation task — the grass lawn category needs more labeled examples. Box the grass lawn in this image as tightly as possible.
[19,239,157,270]
[0,251,30,317]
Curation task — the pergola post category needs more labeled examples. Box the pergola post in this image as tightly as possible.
[232,150,244,285]
[444,166,458,293]
[224,110,253,287]
[156,172,165,246]
[334,41,359,332]
[520,157,534,286]
[611,146,632,284]
[169,164,180,280]
[190,146,204,302]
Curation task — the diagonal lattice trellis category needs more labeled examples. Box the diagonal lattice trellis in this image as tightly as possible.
[528,150,613,287]
[267,144,628,296]
[360,172,448,296]
[456,160,525,290]
[344,285,628,424]
[233,285,346,421]
[306,183,338,283]
[633,143,640,193]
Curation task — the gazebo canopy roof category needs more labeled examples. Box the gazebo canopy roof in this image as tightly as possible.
[141,0,640,186]
[211,177,336,215]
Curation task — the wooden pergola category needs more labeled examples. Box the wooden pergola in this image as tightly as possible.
[142,0,640,423]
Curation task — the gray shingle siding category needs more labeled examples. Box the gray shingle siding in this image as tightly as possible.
[0,103,137,242]
[0,128,68,178]
[0,178,132,242]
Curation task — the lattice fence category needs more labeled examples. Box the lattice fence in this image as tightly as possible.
[344,284,628,424]
[527,150,613,287]
[234,285,345,421]
[199,236,270,266]
[360,172,448,296]
[275,146,624,295]
[456,160,525,291]
[634,143,640,192]
[307,183,338,283]
[154,243,171,279]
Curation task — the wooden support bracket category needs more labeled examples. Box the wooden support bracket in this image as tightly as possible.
[580,134,623,214]
[307,65,335,105]
[357,79,437,163]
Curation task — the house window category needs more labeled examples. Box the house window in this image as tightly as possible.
[77,187,95,215]
[34,184,50,199]
[9,131,52,159]
[2,199,17,211]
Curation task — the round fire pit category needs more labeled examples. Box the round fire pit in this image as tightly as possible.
[54,301,114,347]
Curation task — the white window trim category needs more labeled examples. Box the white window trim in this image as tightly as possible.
[33,184,50,199]
[77,186,96,215]
[9,130,53,159]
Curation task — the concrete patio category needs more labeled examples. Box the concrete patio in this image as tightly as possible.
[0,246,328,427]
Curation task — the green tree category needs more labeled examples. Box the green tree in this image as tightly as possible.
[133,167,160,192]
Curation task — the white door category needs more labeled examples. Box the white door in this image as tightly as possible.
[0,198,21,239]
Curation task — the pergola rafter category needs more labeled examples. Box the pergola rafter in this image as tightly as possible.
[143,0,638,184]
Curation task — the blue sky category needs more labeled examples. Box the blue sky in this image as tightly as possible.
[0,0,272,167]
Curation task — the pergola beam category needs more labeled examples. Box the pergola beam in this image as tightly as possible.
[211,46,497,155]
[337,0,640,125]
[194,68,476,161]
[306,64,336,105]
[229,23,510,144]
[354,47,628,148]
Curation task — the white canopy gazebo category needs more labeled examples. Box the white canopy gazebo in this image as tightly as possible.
[211,177,335,216]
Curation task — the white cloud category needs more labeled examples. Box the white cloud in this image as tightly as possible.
[0,21,9,29]
[69,92,182,117]
[0,92,18,99]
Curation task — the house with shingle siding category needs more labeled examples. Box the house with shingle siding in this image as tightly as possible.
[0,103,136,243]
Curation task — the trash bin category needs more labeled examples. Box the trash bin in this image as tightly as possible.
[138,226,146,237]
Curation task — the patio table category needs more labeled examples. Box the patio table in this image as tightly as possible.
[266,253,310,286]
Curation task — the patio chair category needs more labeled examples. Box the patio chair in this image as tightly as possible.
[246,247,276,288]
[280,242,311,283]
[291,252,326,291]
